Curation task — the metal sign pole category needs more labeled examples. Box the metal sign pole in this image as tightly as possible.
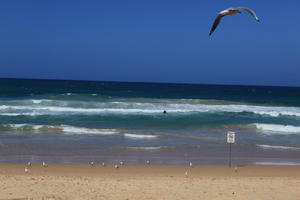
[229,143,232,168]
[227,131,235,168]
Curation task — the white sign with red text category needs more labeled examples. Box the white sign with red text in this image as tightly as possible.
[227,131,235,143]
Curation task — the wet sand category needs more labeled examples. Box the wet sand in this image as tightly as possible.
[1,164,300,199]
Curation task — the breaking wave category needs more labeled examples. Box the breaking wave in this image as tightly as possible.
[0,124,162,139]
[0,99,300,118]
[253,123,300,134]
[256,144,300,150]
[123,133,158,139]
[0,124,119,135]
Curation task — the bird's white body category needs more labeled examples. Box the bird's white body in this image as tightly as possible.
[24,167,30,173]
[185,171,188,177]
[189,162,193,167]
[146,160,150,164]
[234,166,238,173]
[114,164,119,169]
[42,162,47,167]
[27,162,31,167]
[102,162,105,166]
[120,161,124,165]
[90,161,94,166]
[219,9,240,16]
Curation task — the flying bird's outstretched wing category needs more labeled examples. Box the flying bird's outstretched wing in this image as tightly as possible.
[237,7,260,21]
[209,14,223,36]
[209,7,259,36]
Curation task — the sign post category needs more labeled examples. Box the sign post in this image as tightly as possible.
[227,131,235,168]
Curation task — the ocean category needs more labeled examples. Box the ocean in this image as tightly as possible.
[1,78,300,165]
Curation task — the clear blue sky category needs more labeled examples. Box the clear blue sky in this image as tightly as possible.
[0,0,299,86]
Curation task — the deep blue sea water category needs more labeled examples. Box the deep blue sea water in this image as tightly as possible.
[1,78,300,165]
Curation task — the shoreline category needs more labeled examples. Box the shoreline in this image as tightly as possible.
[2,163,300,176]
[1,164,300,199]
[1,150,300,166]
[2,163,300,177]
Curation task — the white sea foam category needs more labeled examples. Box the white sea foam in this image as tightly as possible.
[0,105,9,109]
[3,123,161,137]
[2,124,119,135]
[32,100,42,104]
[32,125,44,130]
[0,113,27,116]
[9,124,29,128]
[124,133,158,139]
[0,100,300,117]
[255,162,300,166]
[257,144,300,150]
[253,123,300,134]
[127,147,161,150]
[61,126,118,135]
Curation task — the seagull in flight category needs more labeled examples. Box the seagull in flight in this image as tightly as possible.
[209,7,260,36]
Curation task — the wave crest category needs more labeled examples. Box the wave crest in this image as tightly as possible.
[124,133,158,139]
[253,123,300,134]
[0,99,300,118]
[257,144,300,150]
[0,124,119,135]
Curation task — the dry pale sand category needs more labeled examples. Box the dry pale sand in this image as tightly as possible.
[0,163,300,200]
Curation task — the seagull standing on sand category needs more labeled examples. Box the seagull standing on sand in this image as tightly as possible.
[209,7,260,36]
[24,167,30,173]
[27,162,31,167]
[234,166,238,173]
[185,171,188,178]
[42,162,48,167]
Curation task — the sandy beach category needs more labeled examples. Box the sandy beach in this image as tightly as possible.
[0,164,300,200]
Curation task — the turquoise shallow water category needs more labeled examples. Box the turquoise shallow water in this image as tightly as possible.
[1,78,300,164]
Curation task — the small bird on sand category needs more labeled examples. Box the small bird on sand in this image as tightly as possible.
[102,162,105,167]
[189,162,193,167]
[27,162,31,167]
[146,160,150,164]
[24,167,30,173]
[114,164,119,169]
[209,7,260,36]
[42,162,47,167]
[90,161,95,167]
[120,161,124,166]
[234,166,238,173]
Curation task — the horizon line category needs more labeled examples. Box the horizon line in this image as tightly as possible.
[0,77,299,89]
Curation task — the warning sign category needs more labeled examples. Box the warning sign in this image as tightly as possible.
[227,131,235,143]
